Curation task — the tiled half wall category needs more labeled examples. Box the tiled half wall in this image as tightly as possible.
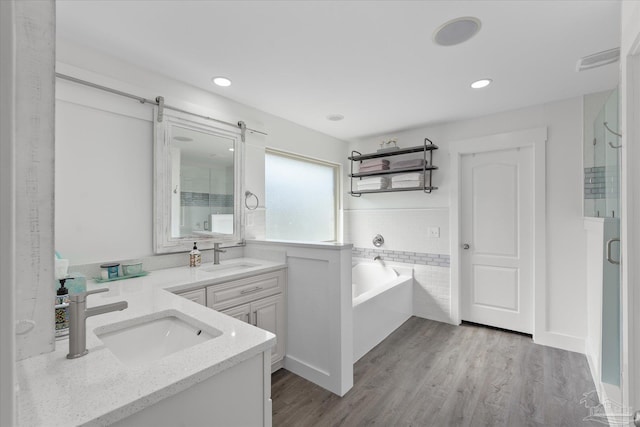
[351,247,450,267]
[345,208,454,324]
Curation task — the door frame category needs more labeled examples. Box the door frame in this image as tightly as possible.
[621,28,640,416]
[449,127,547,343]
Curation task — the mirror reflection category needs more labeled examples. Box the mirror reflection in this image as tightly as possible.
[170,126,235,238]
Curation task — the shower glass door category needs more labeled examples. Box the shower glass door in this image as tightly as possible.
[599,88,621,387]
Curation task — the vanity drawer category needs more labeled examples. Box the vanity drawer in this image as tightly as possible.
[176,288,207,306]
[206,270,284,310]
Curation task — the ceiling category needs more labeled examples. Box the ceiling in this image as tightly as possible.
[56,1,621,141]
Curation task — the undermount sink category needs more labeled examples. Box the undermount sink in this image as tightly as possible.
[199,262,260,274]
[95,311,221,366]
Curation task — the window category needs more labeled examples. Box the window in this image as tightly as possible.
[265,150,339,242]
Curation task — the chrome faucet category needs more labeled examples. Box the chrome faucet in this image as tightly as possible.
[213,243,226,265]
[67,288,128,359]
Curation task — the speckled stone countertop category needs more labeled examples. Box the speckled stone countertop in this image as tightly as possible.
[16,258,286,427]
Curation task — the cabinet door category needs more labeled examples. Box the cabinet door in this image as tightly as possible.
[176,288,206,306]
[251,294,285,364]
[221,304,251,324]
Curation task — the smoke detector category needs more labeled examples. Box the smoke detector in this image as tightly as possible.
[576,48,620,72]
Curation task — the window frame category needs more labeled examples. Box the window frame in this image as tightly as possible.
[264,148,342,242]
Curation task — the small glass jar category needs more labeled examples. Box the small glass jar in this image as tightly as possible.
[100,263,120,280]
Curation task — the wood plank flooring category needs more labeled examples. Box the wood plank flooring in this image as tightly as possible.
[272,317,605,427]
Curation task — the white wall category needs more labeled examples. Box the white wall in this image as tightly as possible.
[55,41,348,266]
[345,96,590,350]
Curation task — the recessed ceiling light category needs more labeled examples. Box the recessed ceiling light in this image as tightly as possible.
[433,17,481,46]
[228,148,234,152]
[327,114,344,121]
[212,76,232,87]
[173,136,193,142]
[471,79,492,89]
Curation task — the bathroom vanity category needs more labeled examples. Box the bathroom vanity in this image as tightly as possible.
[175,267,287,371]
[16,258,286,427]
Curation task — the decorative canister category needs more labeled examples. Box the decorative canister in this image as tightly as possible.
[100,263,120,280]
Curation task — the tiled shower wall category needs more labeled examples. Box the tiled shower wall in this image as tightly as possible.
[344,208,453,324]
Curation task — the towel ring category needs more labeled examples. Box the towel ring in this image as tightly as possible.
[245,191,259,210]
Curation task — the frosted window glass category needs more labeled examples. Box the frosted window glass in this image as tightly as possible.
[265,152,336,241]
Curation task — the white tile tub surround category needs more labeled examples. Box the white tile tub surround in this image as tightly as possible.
[352,258,453,325]
[351,247,450,267]
[346,208,454,324]
[344,208,450,255]
[413,264,453,324]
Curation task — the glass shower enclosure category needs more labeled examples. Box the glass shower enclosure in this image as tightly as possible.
[584,87,621,388]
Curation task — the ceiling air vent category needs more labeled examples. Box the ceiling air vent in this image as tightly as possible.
[576,47,620,72]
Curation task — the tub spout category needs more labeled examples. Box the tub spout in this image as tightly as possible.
[374,256,382,261]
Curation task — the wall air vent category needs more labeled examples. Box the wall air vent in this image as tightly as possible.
[576,47,620,72]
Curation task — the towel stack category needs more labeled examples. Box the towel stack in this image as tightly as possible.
[390,158,426,170]
[359,159,390,173]
[391,172,424,189]
[357,176,390,191]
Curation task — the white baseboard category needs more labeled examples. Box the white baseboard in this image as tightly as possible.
[413,312,458,326]
[283,355,339,395]
[533,330,585,353]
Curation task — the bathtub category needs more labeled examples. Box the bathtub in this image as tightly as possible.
[352,261,413,363]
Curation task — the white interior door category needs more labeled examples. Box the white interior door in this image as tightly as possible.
[461,147,534,334]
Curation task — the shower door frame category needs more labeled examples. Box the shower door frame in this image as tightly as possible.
[620,27,640,421]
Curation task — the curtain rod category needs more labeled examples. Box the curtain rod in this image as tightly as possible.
[55,72,268,137]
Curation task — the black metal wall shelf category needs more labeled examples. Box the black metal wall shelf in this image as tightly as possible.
[349,138,438,196]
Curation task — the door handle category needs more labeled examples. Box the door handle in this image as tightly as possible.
[463,243,470,250]
[606,238,620,265]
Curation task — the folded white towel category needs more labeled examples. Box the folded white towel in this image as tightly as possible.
[392,180,423,189]
[357,184,386,191]
[358,176,389,186]
[392,172,424,182]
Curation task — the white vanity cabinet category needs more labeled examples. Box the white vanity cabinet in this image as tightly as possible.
[207,269,287,370]
[176,288,206,305]
[222,294,286,368]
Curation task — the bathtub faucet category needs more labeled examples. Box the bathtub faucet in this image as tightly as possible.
[374,256,382,261]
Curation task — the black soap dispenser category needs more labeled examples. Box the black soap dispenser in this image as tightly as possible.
[54,278,71,338]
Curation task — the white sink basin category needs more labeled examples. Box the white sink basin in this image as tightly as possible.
[95,311,221,366]
[199,262,260,274]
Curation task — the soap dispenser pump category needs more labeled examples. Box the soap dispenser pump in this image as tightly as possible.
[55,278,71,338]
[189,242,201,267]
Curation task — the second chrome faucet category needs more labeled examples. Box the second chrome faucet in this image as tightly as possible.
[213,243,226,265]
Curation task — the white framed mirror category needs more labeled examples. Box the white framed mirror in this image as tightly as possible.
[154,108,244,253]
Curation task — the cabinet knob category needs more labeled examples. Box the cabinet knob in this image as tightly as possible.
[463,243,470,250]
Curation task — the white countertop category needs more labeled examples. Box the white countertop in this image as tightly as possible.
[16,258,286,427]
